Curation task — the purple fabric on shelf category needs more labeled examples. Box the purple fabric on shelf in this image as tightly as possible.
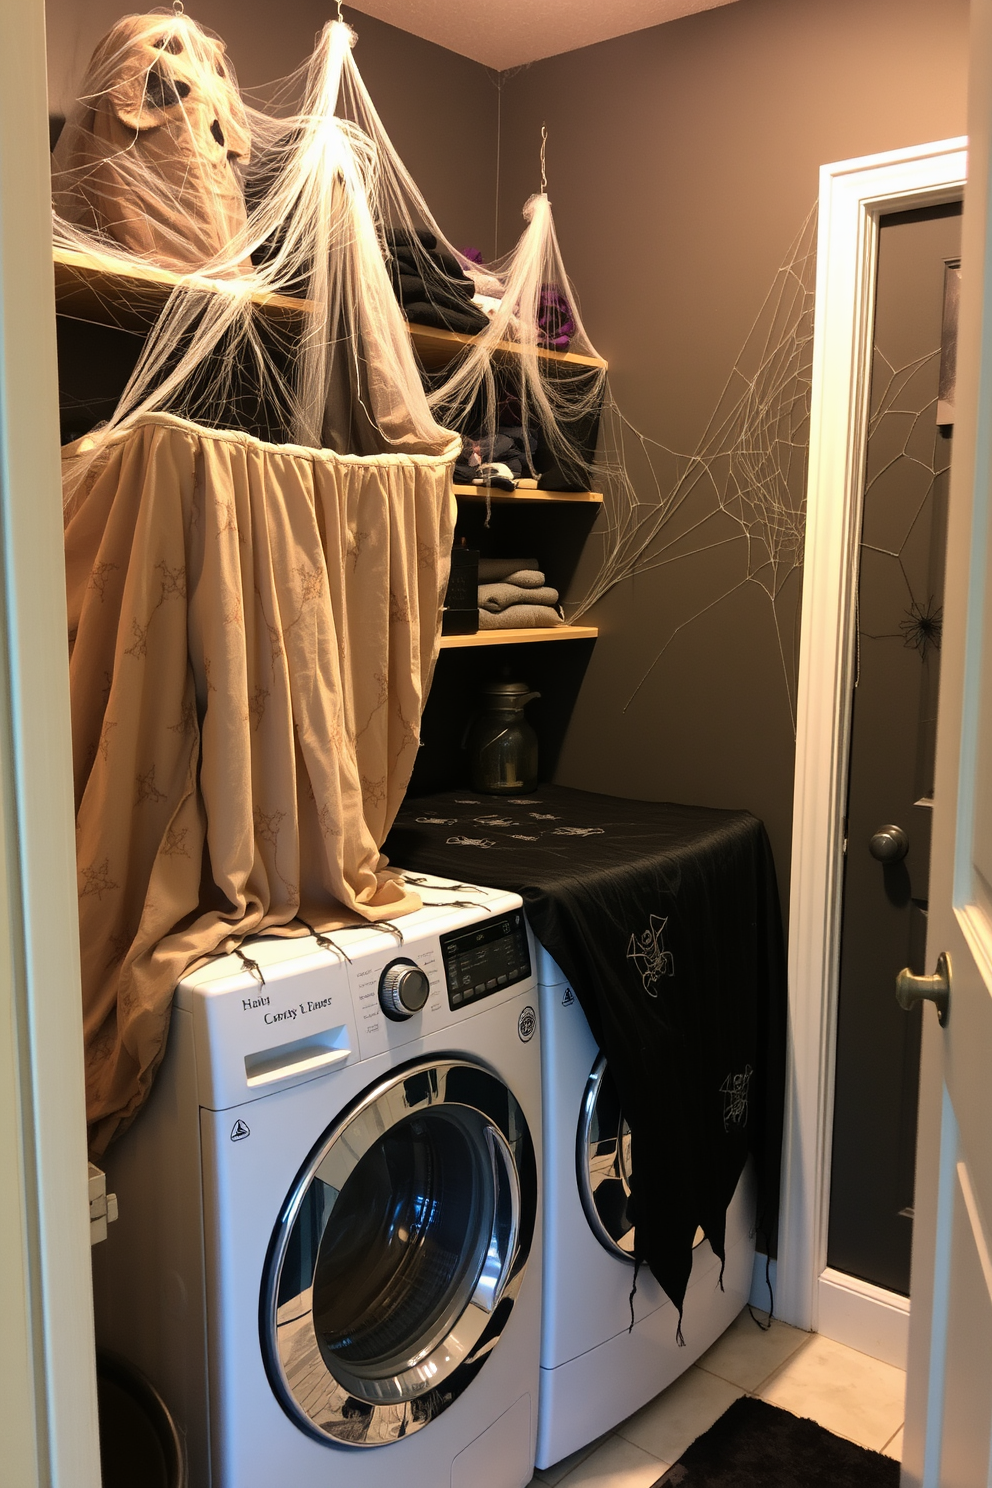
[458,246,485,264]
[537,285,576,351]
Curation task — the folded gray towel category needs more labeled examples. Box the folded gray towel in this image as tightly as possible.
[478,557,540,582]
[478,604,563,630]
[497,569,546,589]
[479,581,559,613]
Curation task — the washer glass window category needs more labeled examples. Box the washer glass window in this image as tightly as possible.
[578,1055,703,1261]
[262,1059,535,1448]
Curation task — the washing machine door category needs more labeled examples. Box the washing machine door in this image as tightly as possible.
[577,1055,704,1261]
[577,1054,636,1259]
[261,1057,536,1448]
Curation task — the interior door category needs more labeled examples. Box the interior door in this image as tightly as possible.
[829,206,960,1298]
[903,3,992,1482]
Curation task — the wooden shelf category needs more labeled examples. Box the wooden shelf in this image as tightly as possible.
[53,246,308,332]
[453,484,603,504]
[409,322,607,372]
[439,625,598,649]
[52,250,610,374]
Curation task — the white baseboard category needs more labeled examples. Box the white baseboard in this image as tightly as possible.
[816,1267,910,1369]
[749,1252,778,1313]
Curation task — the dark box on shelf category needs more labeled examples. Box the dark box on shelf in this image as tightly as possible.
[442,543,479,635]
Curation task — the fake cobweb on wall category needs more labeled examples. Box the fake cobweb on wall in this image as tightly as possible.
[568,208,819,735]
[857,344,949,663]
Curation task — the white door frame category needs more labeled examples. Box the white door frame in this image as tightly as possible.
[776,138,968,1349]
[0,0,101,1483]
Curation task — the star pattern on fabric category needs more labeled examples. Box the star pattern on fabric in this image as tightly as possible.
[81,858,118,900]
[155,560,186,600]
[318,803,343,838]
[118,977,140,1017]
[253,808,285,847]
[124,618,150,659]
[168,698,197,736]
[347,528,369,569]
[265,619,284,662]
[105,929,132,970]
[101,670,114,704]
[98,719,117,761]
[249,686,268,730]
[160,825,190,857]
[223,590,244,627]
[89,562,119,600]
[217,499,240,537]
[389,591,411,624]
[135,765,166,805]
[417,539,435,570]
[361,775,386,808]
[203,657,217,694]
[392,706,419,761]
[296,564,324,604]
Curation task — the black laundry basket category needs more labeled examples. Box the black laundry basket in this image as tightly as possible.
[97,1350,184,1488]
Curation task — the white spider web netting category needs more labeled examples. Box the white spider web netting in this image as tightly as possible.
[52,9,607,499]
[568,209,818,733]
[53,10,835,736]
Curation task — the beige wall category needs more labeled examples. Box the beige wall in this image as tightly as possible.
[497,0,970,900]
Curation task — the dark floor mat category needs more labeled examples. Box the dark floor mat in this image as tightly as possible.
[652,1395,900,1487]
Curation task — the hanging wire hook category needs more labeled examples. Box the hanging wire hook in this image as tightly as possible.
[172,0,184,14]
[540,124,548,194]
[336,0,344,19]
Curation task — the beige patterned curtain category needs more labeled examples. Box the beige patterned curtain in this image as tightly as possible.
[65,414,458,1153]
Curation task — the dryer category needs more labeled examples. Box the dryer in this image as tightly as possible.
[535,942,754,1470]
[93,879,542,1488]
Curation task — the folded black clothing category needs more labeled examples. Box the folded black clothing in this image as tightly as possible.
[454,425,539,486]
[405,299,490,335]
[386,227,468,282]
[397,271,484,320]
[386,229,489,333]
[391,246,472,287]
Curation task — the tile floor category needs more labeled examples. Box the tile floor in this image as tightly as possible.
[527,1309,907,1487]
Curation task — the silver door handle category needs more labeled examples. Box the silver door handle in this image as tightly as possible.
[896,951,950,1027]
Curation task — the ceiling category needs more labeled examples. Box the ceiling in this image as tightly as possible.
[350,0,741,72]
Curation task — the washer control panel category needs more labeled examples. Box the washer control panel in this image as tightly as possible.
[440,912,532,1010]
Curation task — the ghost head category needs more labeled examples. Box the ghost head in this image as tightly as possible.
[52,12,251,273]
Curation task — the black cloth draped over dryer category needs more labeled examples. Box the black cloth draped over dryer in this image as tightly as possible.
[385,785,788,1334]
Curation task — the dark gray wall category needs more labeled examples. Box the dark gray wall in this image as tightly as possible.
[496,0,970,905]
[45,0,498,249]
[46,0,971,904]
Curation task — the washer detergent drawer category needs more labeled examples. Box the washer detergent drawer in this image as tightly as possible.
[185,948,359,1109]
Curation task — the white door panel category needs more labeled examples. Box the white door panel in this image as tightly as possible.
[905,2,992,1483]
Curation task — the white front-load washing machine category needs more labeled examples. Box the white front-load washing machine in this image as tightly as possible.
[92,879,542,1488]
[534,942,755,1470]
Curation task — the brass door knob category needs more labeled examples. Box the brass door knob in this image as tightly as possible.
[896,951,950,1027]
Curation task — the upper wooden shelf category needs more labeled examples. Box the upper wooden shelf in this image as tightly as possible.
[53,246,306,333]
[52,248,609,372]
[439,625,598,650]
[453,484,603,505]
[409,323,607,372]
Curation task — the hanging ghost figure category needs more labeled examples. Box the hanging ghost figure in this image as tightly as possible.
[52,11,251,274]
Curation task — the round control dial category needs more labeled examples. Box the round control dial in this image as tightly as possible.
[379,959,431,1021]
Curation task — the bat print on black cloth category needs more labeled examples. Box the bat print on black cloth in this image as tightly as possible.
[626,913,675,995]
